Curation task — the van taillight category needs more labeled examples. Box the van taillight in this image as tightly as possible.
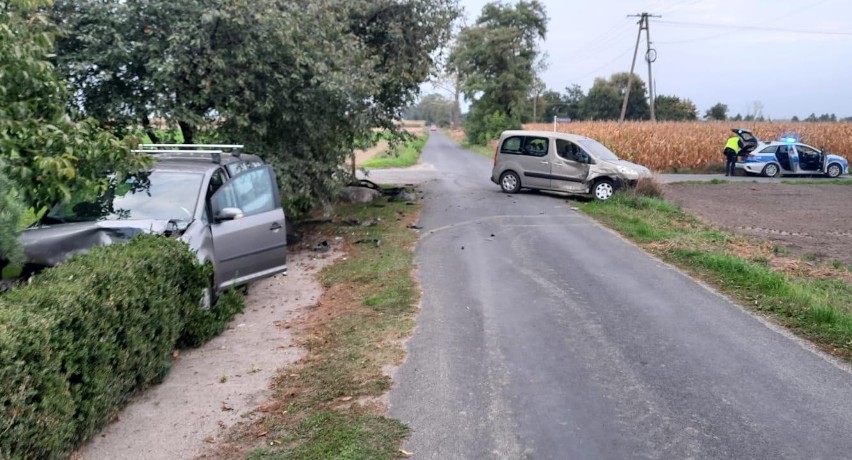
[493,144,499,166]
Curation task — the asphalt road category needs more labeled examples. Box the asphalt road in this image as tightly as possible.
[387,132,852,459]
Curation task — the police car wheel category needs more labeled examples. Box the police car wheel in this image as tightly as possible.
[826,163,842,178]
[762,164,780,178]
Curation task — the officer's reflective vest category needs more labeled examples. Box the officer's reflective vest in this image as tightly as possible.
[725,136,741,152]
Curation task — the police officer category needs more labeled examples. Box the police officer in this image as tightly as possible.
[723,133,743,176]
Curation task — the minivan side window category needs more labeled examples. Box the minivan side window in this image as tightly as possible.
[211,166,278,217]
[500,136,523,154]
[556,139,587,163]
[759,146,777,154]
[523,137,549,157]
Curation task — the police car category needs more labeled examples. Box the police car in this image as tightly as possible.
[735,129,849,178]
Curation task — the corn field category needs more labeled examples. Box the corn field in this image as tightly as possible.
[523,121,852,172]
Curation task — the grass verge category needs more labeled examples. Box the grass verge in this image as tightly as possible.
[362,135,427,168]
[580,193,852,360]
[781,178,852,185]
[215,196,420,459]
[461,140,496,158]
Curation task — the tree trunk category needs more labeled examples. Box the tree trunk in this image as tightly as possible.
[142,117,159,144]
[178,121,194,144]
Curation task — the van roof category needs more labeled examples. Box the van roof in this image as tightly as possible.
[500,130,593,142]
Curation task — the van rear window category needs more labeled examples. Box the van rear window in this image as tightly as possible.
[500,136,523,154]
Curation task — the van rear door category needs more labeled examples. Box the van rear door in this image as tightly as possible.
[516,136,552,189]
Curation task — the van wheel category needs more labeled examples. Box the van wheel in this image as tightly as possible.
[200,276,218,310]
[592,179,615,201]
[500,171,521,193]
[762,163,780,178]
[826,163,842,178]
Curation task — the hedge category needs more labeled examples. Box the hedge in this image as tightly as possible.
[0,235,243,459]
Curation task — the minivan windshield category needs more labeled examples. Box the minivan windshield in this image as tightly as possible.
[577,139,620,161]
[44,171,203,223]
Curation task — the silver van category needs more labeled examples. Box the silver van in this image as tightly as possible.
[490,130,651,200]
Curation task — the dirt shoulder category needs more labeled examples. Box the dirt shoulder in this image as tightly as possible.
[664,182,852,265]
[354,140,389,166]
[77,251,339,460]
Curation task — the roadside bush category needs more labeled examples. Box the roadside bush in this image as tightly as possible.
[0,161,25,266]
[465,109,520,146]
[0,236,209,459]
[629,176,665,199]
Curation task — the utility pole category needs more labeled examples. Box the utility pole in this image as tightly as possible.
[619,12,660,123]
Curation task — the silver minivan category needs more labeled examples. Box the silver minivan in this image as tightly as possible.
[490,130,651,200]
[17,144,288,307]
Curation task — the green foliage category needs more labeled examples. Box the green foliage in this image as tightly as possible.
[451,0,547,144]
[583,79,622,121]
[0,0,149,213]
[0,160,25,266]
[537,84,585,122]
[464,110,519,146]
[249,410,409,460]
[403,93,454,126]
[655,95,699,121]
[179,287,246,348]
[52,0,459,219]
[362,135,428,168]
[0,236,213,459]
[705,102,729,121]
[583,73,649,121]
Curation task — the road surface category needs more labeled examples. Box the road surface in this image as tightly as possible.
[387,132,852,459]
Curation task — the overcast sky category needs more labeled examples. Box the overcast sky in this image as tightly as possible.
[437,0,852,119]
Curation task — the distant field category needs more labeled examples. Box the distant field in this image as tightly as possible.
[523,121,852,172]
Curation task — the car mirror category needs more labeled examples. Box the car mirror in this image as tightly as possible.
[215,207,244,222]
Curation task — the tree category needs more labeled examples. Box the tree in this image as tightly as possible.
[580,73,648,121]
[404,93,455,126]
[654,95,698,121]
[52,0,459,217]
[562,84,586,120]
[450,0,548,144]
[791,115,800,122]
[583,78,621,120]
[704,103,728,121]
[539,90,564,122]
[0,160,25,266]
[609,72,649,120]
[0,0,148,214]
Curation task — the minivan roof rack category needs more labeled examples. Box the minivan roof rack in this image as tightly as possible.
[137,143,245,164]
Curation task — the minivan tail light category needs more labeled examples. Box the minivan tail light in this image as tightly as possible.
[493,143,499,166]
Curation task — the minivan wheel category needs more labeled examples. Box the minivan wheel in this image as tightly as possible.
[500,171,521,193]
[762,163,780,178]
[826,163,842,178]
[592,179,615,200]
[200,277,218,310]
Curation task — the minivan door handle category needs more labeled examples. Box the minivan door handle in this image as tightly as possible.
[270,222,282,232]
[540,160,549,164]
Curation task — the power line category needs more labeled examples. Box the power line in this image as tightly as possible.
[655,19,852,36]
[656,0,836,44]
[566,47,634,83]
[563,21,636,60]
